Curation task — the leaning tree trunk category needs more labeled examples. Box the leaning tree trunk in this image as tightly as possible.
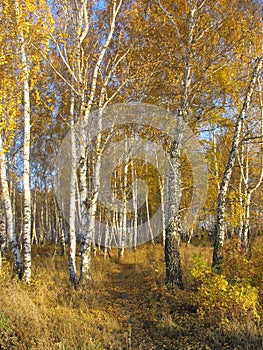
[240,76,263,250]
[213,56,263,268]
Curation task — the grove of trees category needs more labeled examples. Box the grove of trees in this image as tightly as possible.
[0,0,263,291]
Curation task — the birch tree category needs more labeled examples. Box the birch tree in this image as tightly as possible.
[237,77,263,250]
[213,56,263,267]
[7,0,53,282]
[52,0,126,284]
[126,0,263,286]
[0,4,23,277]
[14,0,32,283]
[150,0,223,289]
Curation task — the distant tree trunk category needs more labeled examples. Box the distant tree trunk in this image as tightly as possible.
[57,205,66,255]
[242,191,251,250]
[118,136,128,257]
[0,205,5,274]
[131,161,138,250]
[146,190,154,243]
[0,205,5,252]
[104,220,110,259]
[213,56,263,267]
[212,128,220,195]
[160,177,166,247]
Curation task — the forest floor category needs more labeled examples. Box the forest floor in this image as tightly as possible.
[1,241,263,349]
[102,246,216,350]
[107,260,159,349]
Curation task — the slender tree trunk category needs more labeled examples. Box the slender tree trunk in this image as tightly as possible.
[104,220,110,259]
[31,189,38,245]
[68,96,77,285]
[15,0,32,283]
[118,136,128,257]
[242,191,251,250]
[213,56,263,267]
[21,47,32,284]
[57,205,66,255]
[0,204,6,252]
[131,162,138,250]
[237,124,245,242]
[146,190,154,243]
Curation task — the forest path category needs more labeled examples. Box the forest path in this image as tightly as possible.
[107,257,161,350]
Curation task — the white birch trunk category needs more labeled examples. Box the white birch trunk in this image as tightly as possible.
[118,136,128,257]
[31,189,38,245]
[237,124,245,241]
[79,121,103,281]
[22,45,32,284]
[146,189,154,243]
[242,191,251,250]
[132,162,138,250]
[0,205,6,251]
[104,220,110,259]
[68,95,77,284]
[58,205,66,255]
[15,0,32,282]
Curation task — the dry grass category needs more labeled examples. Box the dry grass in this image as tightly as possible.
[0,242,262,349]
[0,251,127,349]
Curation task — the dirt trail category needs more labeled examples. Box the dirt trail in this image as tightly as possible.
[108,261,159,350]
